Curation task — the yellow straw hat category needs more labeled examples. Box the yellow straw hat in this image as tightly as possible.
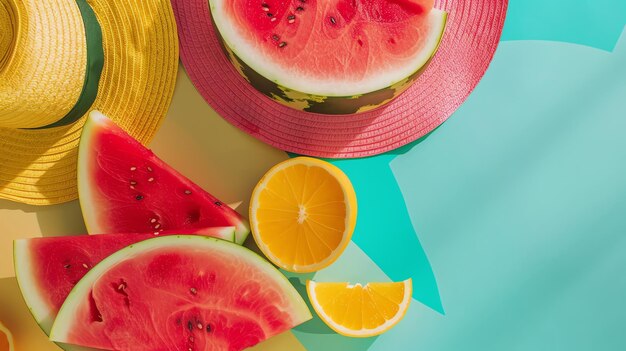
[0,0,178,205]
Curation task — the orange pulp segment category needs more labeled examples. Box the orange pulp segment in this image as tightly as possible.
[307,279,412,337]
[249,157,357,272]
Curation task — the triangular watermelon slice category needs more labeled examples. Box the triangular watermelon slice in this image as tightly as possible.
[48,235,311,351]
[77,111,249,244]
[13,227,236,337]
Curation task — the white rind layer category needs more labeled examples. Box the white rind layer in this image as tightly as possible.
[13,239,55,332]
[12,227,234,334]
[210,3,447,97]
[50,235,312,343]
[77,110,108,234]
[78,111,250,244]
[14,227,236,351]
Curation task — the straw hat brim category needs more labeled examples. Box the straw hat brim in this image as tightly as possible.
[0,0,179,205]
[172,0,507,158]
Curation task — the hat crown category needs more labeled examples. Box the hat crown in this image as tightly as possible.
[0,0,87,129]
[0,0,16,70]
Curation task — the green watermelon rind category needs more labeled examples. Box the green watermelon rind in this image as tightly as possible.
[49,235,312,346]
[13,228,236,351]
[209,2,447,114]
[77,111,250,244]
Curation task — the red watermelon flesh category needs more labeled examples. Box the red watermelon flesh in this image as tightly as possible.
[13,227,236,335]
[49,236,312,351]
[78,111,250,244]
[212,0,444,95]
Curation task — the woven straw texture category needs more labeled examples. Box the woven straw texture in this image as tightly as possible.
[0,0,86,129]
[173,0,508,158]
[0,0,179,205]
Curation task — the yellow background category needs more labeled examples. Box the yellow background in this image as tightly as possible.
[0,67,306,351]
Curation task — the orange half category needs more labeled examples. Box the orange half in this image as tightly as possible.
[307,279,412,337]
[249,157,357,273]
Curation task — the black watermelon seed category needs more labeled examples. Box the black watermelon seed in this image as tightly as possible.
[135,195,144,201]
[288,14,295,20]
[206,324,212,333]
[187,320,193,331]
[296,6,304,11]
[279,42,287,48]
[330,16,336,25]
[272,34,279,41]
[267,12,273,17]
[214,201,222,206]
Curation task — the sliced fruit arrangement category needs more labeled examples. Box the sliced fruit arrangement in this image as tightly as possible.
[49,235,312,351]
[250,157,413,336]
[249,157,357,272]
[307,279,412,337]
[12,112,414,349]
[78,111,250,244]
[0,321,13,351]
[210,0,447,114]
[14,227,235,335]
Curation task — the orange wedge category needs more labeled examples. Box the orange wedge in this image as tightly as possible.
[307,279,412,337]
[0,321,13,351]
[249,157,357,273]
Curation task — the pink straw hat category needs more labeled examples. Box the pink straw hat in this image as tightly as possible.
[172,0,508,158]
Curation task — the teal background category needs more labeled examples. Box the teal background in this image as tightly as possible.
[292,1,626,350]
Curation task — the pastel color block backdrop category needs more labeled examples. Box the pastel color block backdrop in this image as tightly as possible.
[294,1,626,349]
[1,1,625,350]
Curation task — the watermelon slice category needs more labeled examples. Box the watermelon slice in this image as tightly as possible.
[78,111,250,244]
[210,0,447,114]
[49,235,312,351]
[13,227,236,338]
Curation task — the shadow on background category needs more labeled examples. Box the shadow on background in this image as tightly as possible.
[387,126,440,157]
[151,65,288,214]
[289,276,334,335]
[35,200,86,237]
[303,128,445,314]
[287,276,380,351]
[0,198,86,237]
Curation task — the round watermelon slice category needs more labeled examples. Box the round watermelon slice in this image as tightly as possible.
[210,0,447,114]
[13,227,235,340]
[78,111,250,244]
[49,235,312,351]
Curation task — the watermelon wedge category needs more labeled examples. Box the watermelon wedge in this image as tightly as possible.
[13,227,236,338]
[210,0,447,114]
[49,236,312,351]
[78,111,250,244]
